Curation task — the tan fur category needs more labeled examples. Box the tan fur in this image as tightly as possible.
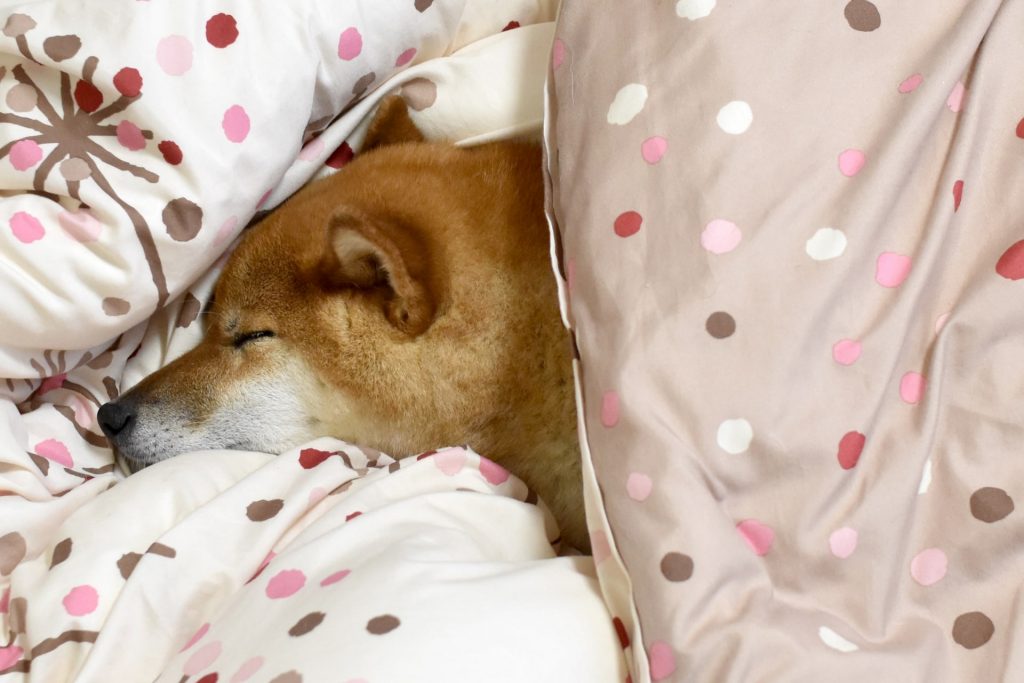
[106,98,586,550]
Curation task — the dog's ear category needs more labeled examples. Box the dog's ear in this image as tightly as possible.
[324,212,435,336]
[361,96,425,152]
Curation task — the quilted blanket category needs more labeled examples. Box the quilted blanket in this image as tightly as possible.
[1,1,626,680]
[545,1,1024,681]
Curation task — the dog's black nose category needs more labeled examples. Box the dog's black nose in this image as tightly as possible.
[97,401,135,439]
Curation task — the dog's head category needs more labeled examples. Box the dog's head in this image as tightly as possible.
[99,97,546,473]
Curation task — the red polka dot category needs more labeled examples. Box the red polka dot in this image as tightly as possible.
[345,511,362,522]
[113,67,142,97]
[502,21,521,31]
[206,14,238,48]
[996,240,1024,281]
[952,180,963,211]
[298,448,333,469]
[197,673,219,683]
[837,431,866,469]
[74,80,102,113]
[1016,117,1024,139]
[614,211,642,238]
[612,617,629,648]
[326,142,354,169]
[158,140,182,165]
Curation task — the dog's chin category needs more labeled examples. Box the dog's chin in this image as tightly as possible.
[114,449,159,476]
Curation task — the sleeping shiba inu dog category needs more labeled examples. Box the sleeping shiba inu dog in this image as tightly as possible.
[97,97,587,551]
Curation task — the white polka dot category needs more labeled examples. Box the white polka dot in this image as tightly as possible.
[819,626,859,653]
[675,0,716,20]
[805,228,848,261]
[607,84,648,126]
[716,101,752,135]
[717,419,753,454]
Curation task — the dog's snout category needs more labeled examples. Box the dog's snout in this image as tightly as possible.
[97,400,135,440]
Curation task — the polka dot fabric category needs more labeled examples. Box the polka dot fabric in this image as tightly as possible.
[545,1,1024,680]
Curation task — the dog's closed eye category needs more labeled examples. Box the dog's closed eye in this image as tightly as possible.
[233,330,275,348]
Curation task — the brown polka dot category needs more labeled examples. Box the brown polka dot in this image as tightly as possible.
[8,597,27,633]
[246,499,284,521]
[59,157,91,181]
[162,197,204,242]
[705,311,736,339]
[268,672,302,683]
[43,34,82,61]
[117,551,142,579]
[612,616,629,648]
[102,297,131,316]
[401,78,437,111]
[3,14,36,38]
[146,542,176,558]
[414,0,433,11]
[366,614,400,634]
[29,452,49,475]
[953,611,994,649]
[970,487,1014,523]
[660,552,694,582]
[352,71,376,97]
[288,611,325,636]
[177,293,202,328]
[6,83,37,112]
[844,0,881,32]
[0,531,27,575]
[50,537,73,568]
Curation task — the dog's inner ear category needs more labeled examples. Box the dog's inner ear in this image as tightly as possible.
[361,96,425,152]
[324,213,435,336]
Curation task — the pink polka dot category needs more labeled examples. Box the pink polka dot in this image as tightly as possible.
[308,486,328,506]
[736,519,774,556]
[910,547,947,586]
[590,530,611,565]
[838,149,866,177]
[898,73,923,93]
[266,569,306,599]
[0,645,22,671]
[701,219,742,254]
[648,641,677,681]
[180,622,210,652]
[626,472,652,501]
[479,458,510,485]
[395,47,416,67]
[214,216,239,247]
[552,39,566,70]
[875,252,912,288]
[829,527,858,558]
[613,211,642,238]
[59,209,102,242]
[62,585,98,616]
[35,438,73,466]
[116,121,146,151]
[952,179,964,212]
[832,339,862,366]
[433,447,468,476]
[899,372,926,404]
[320,569,351,587]
[256,188,272,209]
[297,136,324,161]
[10,211,44,243]
[9,139,42,170]
[946,81,966,113]
[337,27,362,60]
[641,136,667,164]
[156,35,193,76]
[183,640,222,676]
[600,390,620,427]
[934,312,950,334]
[231,656,264,682]
[222,105,250,143]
